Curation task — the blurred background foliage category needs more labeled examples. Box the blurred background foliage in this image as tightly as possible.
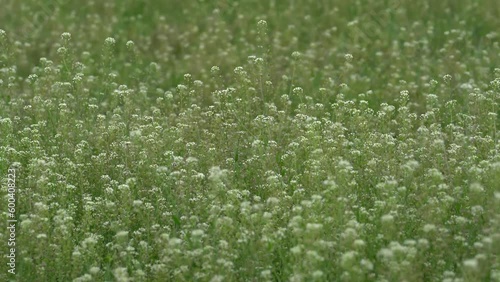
[1,0,499,103]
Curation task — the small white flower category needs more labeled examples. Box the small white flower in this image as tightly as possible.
[306,223,323,231]
[463,258,478,270]
[89,266,100,275]
[129,129,142,137]
[36,234,47,239]
[312,270,324,278]
[115,231,128,240]
[257,19,267,29]
[292,87,303,95]
[105,37,116,46]
[20,219,32,229]
[290,245,302,254]
[192,229,204,237]
[113,267,130,282]
[341,251,357,268]
[209,275,224,282]
[211,66,220,74]
[169,238,182,246]
[260,270,272,278]
[186,157,198,163]
[423,224,436,233]
[470,182,484,193]
[361,259,374,271]
[126,40,134,49]
[208,166,228,182]
[377,248,393,260]
[381,214,394,224]
[61,32,71,41]
[266,197,279,205]
[57,47,67,55]
[353,239,366,248]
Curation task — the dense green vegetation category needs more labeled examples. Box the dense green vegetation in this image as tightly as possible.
[1,0,500,281]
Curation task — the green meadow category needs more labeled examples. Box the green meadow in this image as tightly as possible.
[1,0,500,281]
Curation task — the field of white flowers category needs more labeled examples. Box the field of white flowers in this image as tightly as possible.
[1,0,500,281]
